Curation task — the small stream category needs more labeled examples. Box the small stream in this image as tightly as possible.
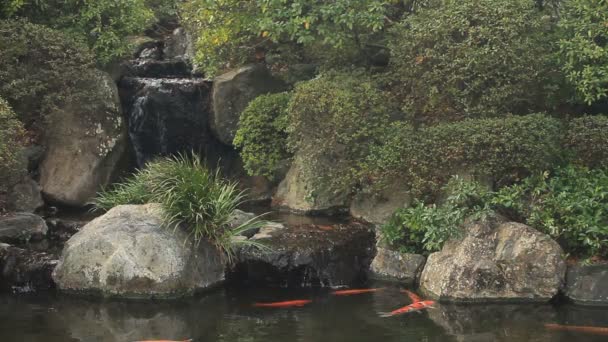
[1,283,607,342]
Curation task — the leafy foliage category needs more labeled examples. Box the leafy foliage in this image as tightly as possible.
[287,73,393,195]
[494,166,608,258]
[233,92,292,180]
[179,0,390,76]
[388,0,557,123]
[96,154,266,261]
[564,115,608,168]
[366,114,562,198]
[381,177,493,254]
[2,0,154,65]
[0,97,27,209]
[558,0,608,105]
[0,19,98,127]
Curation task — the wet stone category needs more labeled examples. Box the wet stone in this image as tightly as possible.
[0,243,58,293]
[565,262,608,306]
[0,213,48,243]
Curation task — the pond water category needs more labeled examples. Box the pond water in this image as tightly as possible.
[1,284,607,342]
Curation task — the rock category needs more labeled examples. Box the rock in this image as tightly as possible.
[565,263,608,306]
[39,71,127,207]
[420,219,566,302]
[350,182,411,225]
[52,204,225,298]
[229,221,375,287]
[8,177,44,213]
[45,217,90,243]
[120,77,212,167]
[211,65,285,145]
[163,27,194,61]
[370,247,425,285]
[0,213,48,243]
[123,59,192,78]
[272,155,349,214]
[228,210,257,238]
[0,243,58,292]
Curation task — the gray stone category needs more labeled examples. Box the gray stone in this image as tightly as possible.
[565,263,608,306]
[350,182,411,225]
[163,27,194,61]
[0,243,58,292]
[370,247,425,284]
[39,71,127,207]
[0,213,47,243]
[228,209,258,238]
[8,177,44,213]
[420,219,566,302]
[211,64,285,145]
[272,155,349,214]
[52,204,225,298]
[230,221,375,287]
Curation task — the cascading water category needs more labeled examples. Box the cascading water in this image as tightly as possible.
[118,29,211,167]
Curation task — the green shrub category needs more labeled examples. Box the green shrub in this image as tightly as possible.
[0,19,98,127]
[381,176,493,254]
[366,114,563,198]
[233,92,292,179]
[287,73,393,195]
[96,154,266,262]
[494,166,608,258]
[565,115,608,168]
[558,0,608,105]
[389,0,557,123]
[0,97,27,208]
[3,0,154,65]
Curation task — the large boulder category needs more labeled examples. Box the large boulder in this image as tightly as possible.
[420,219,566,302]
[564,263,608,306]
[0,243,58,293]
[272,155,349,214]
[370,247,425,285]
[0,213,47,243]
[229,221,375,287]
[211,65,285,145]
[39,71,127,207]
[52,204,225,298]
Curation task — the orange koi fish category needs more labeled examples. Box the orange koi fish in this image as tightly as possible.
[545,323,608,336]
[331,288,384,296]
[134,339,192,342]
[253,299,312,308]
[400,289,422,303]
[379,300,435,317]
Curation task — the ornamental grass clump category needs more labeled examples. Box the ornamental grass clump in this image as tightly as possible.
[96,154,267,262]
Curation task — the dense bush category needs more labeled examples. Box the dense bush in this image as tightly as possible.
[565,115,608,168]
[96,154,266,261]
[494,166,608,258]
[0,19,99,127]
[388,0,557,124]
[0,97,27,210]
[180,0,390,76]
[558,0,608,105]
[384,167,608,258]
[287,73,393,194]
[2,0,154,64]
[366,114,563,198]
[382,177,493,254]
[233,92,292,180]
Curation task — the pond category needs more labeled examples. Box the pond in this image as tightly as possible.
[1,283,607,342]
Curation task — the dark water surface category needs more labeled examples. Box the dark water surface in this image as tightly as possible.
[1,284,607,342]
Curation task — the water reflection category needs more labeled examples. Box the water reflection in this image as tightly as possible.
[0,285,607,342]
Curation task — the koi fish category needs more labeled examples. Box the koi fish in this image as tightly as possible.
[253,299,312,308]
[400,289,422,303]
[134,339,192,342]
[544,323,608,336]
[331,288,384,296]
[379,300,435,317]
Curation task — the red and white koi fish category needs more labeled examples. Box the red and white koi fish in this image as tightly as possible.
[400,289,422,303]
[379,300,436,317]
[545,323,608,336]
[253,299,312,308]
[331,288,384,296]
